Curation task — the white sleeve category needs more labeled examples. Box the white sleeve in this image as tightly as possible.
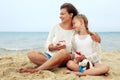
[87,41,101,64]
[71,36,76,54]
[45,25,56,50]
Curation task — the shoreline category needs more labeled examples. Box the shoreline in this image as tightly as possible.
[0,49,120,54]
[0,51,120,80]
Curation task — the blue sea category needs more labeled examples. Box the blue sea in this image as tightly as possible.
[0,32,120,54]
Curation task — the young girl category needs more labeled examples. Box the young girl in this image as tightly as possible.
[66,14,109,76]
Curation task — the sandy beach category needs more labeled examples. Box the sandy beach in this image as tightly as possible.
[0,51,120,80]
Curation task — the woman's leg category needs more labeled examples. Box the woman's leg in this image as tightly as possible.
[36,49,71,70]
[19,49,71,73]
[27,50,48,65]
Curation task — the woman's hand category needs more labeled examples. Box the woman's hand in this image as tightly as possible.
[91,33,101,43]
[55,43,66,50]
[48,44,66,51]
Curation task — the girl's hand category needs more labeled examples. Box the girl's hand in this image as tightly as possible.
[74,54,86,63]
[80,54,86,60]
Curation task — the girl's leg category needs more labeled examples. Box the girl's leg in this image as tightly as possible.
[67,61,109,76]
[66,60,79,71]
[76,63,109,76]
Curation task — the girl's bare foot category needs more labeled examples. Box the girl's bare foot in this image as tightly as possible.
[65,71,72,74]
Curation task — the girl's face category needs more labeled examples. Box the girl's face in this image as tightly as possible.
[72,18,83,32]
[59,8,72,23]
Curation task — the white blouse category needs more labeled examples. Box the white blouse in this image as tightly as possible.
[72,34,101,64]
[46,24,75,56]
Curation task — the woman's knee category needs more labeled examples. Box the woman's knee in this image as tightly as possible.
[59,49,71,60]
[27,50,36,59]
[59,49,70,56]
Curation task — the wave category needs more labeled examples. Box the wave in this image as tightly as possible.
[0,48,30,51]
[0,47,44,52]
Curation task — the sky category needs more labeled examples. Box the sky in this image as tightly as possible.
[0,0,120,32]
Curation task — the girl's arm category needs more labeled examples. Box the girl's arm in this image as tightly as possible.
[86,41,101,63]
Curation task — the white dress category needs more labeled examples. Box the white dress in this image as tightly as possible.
[72,34,101,64]
[46,24,75,56]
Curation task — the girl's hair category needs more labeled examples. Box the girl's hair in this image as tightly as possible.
[74,14,94,35]
[60,3,78,18]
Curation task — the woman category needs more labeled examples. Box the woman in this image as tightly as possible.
[66,14,109,76]
[19,3,101,73]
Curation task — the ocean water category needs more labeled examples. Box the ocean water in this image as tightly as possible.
[99,32,120,51]
[0,32,119,54]
[0,32,48,54]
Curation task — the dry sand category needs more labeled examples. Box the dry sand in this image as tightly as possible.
[0,51,120,80]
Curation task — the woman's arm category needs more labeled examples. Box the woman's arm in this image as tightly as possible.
[48,44,57,51]
[48,43,66,51]
[91,33,101,43]
[46,25,56,51]
[46,25,66,51]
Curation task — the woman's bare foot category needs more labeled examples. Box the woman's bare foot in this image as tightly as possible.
[18,68,39,73]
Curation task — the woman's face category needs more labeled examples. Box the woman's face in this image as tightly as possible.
[59,8,72,23]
